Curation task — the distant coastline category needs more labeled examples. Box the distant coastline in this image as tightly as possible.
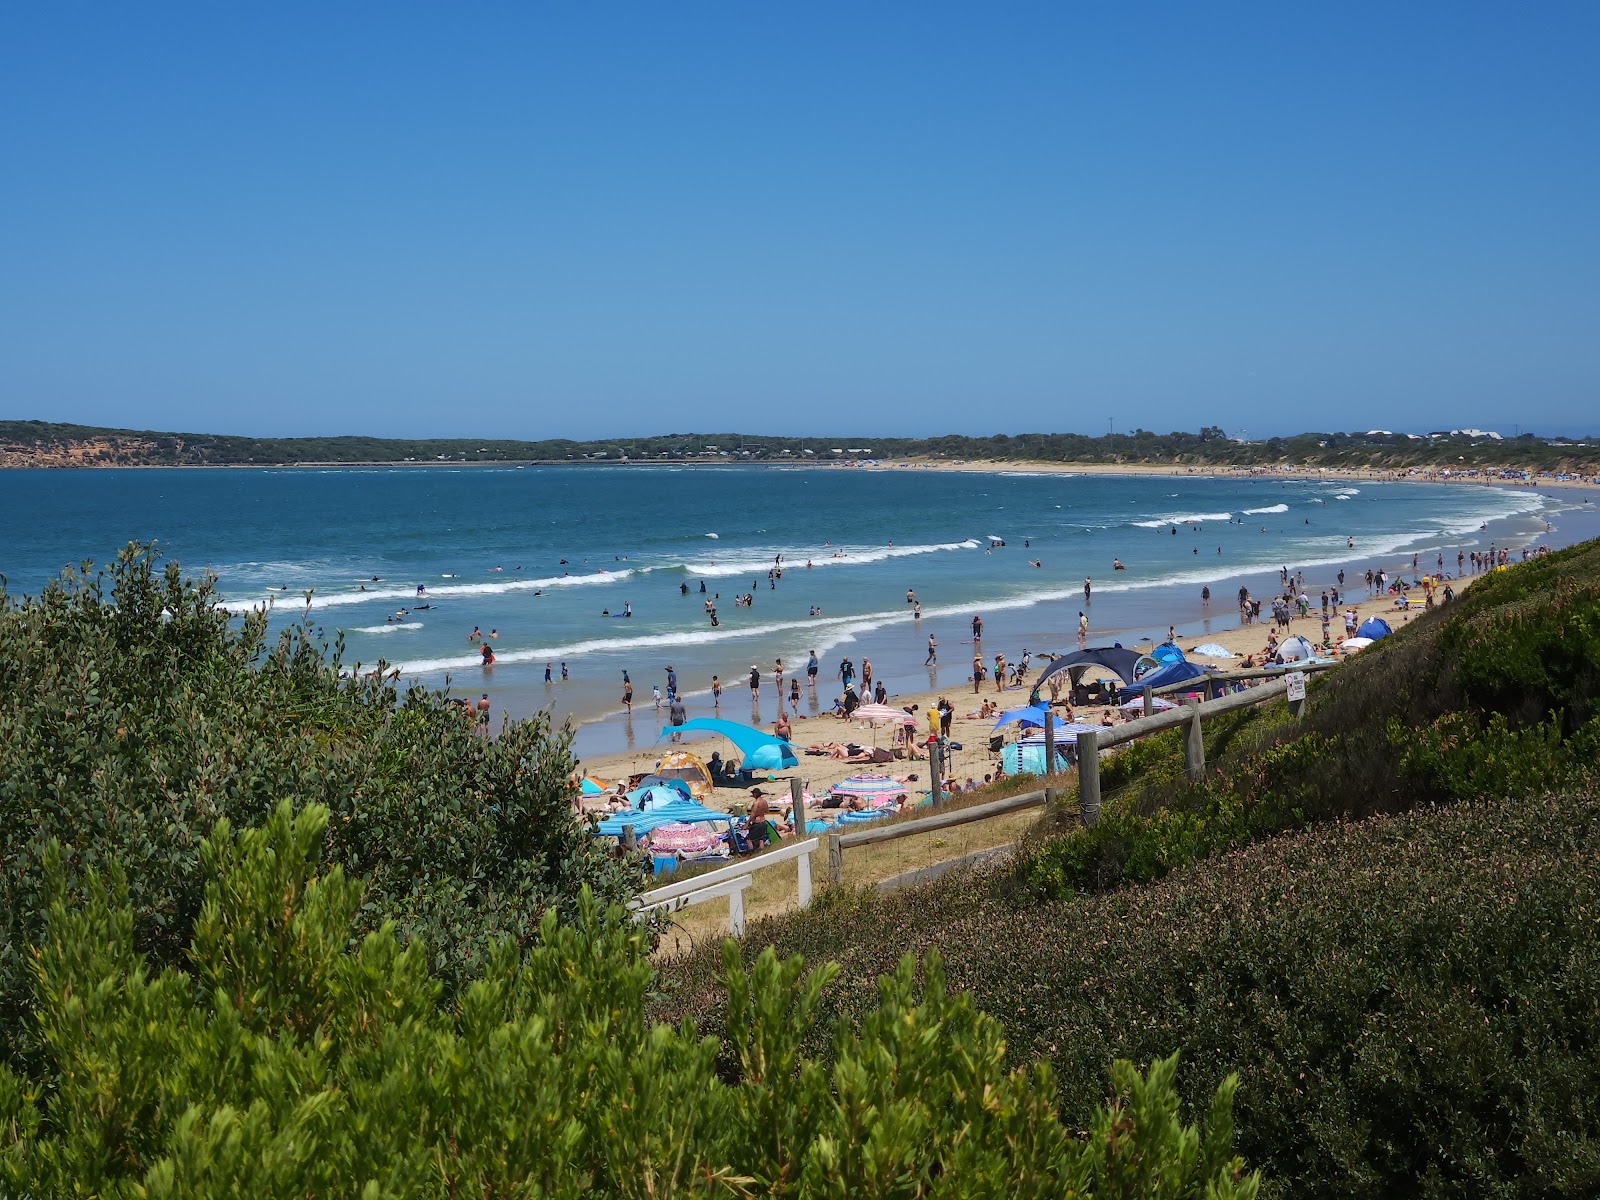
[3,417,1597,483]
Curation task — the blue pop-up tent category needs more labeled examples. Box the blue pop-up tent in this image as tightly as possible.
[992,705,1086,734]
[660,717,799,770]
[593,797,736,838]
[1355,616,1392,640]
[1119,659,1211,695]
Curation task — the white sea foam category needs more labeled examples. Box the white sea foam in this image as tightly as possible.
[1130,511,1232,529]
[349,622,424,634]
[679,539,978,578]
[391,607,911,676]
[224,569,630,615]
[1242,504,1289,515]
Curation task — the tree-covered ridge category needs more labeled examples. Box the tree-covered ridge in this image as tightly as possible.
[3,417,1598,471]
[0,801,1259,1197]
[0,545,637,1074]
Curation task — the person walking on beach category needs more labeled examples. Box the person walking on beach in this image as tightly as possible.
[773,659,784,693]
[972,653,984,693]
[1083,577,1092,603]
[668,696,687,740]
[544,663,553,683]
[993,653,1007,693]
[749,665,761,700]
[861,657,873,691]
[838,657,854,688]
[788,678,801,716]
[622,674,633,710]
[1078,611,1089,649]
[712,676,721,707]
[652,684,663,709]
[666,665,678,699]
[560,662,569,681]
[807,650,819,686]
[925,632,938,665]
[971,614,983,641]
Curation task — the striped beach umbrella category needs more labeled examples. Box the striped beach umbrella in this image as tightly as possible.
[828,773,908,801]
[850,703,916,725]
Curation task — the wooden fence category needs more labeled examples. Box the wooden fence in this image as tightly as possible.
[643,661,1338,935]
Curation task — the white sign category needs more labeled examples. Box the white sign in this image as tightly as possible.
[1286,671,1307,702]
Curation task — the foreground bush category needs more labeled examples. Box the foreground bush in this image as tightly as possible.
[0,802,1257,1198]
[1024,536,1600,897]
[0,546,635,1073]
[662,787,1600,1198]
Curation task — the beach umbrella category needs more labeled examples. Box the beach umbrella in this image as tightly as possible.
[828,773,908,802]
[849,703,916,725]
[1119,696,1178,713]
[991,706,1082,734]
[593,796,735,838]
[1340,636,1374,651]
[658,717,799,770]
[578,776,609,797]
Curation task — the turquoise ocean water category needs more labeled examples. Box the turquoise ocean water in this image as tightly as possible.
[0,465,1579,757]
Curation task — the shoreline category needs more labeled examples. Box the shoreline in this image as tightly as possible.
[2,456,1594,491]
[571,565,1492,813]
[566,486,1597,792]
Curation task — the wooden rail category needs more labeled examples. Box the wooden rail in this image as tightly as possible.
[642,662,1336,933]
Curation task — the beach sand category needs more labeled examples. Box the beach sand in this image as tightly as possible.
[573,570,1470,814]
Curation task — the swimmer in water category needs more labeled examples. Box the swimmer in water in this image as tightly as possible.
[1113,558,1126,570]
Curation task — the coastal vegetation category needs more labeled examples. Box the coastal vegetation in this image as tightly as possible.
[0,801,1259,1197]
[659,536,1600,1197]
[0,545,636,1074]
[3,417,1597,472]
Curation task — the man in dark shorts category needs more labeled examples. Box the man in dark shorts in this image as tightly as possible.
[749,665,761,695]
[971,614,983,641]
[807,650,819,685]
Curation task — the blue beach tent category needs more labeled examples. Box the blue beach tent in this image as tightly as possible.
[1355,616,1393,640]
[661,717,800,770]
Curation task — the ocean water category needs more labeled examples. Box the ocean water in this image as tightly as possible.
[0,465,1572,757]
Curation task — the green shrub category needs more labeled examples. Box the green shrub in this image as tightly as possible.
[0,802,1259,1199]
[1025,540,1600,899]
[0,546,636,1073]
[662,787,1600,1199]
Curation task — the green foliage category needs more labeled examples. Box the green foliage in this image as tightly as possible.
[0,545,636,1073]
[0,802,1258,1198]
[1022,539,1600,898]
[662,787,1600,1199]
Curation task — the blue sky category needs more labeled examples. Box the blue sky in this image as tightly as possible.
[2,4,1596,439]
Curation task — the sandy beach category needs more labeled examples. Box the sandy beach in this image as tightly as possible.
[573,567,1480,816]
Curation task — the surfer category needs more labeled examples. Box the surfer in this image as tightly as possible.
[623,601,631,617]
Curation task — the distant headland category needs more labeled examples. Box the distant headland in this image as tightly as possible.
[2,418,1597,475]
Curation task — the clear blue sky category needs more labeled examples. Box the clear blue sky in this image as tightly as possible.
[2,4,1596,439]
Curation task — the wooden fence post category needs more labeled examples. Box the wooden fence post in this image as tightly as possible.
[1043,715,1056,779]
[621,823,636,852]
[790,775,811,907]
[931,738,945,805]
[1184,696,1205,781]
[1077,731,1100,826]
[728,886,746,938]
[1143,689,1153,719]
[827,831,843,888]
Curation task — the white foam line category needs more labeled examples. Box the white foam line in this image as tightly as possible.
[1242,503,1289,515]
[348,622,424,633]
[1130,511,1232,529]
[224,569,630,614]
[679,539,979,578]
